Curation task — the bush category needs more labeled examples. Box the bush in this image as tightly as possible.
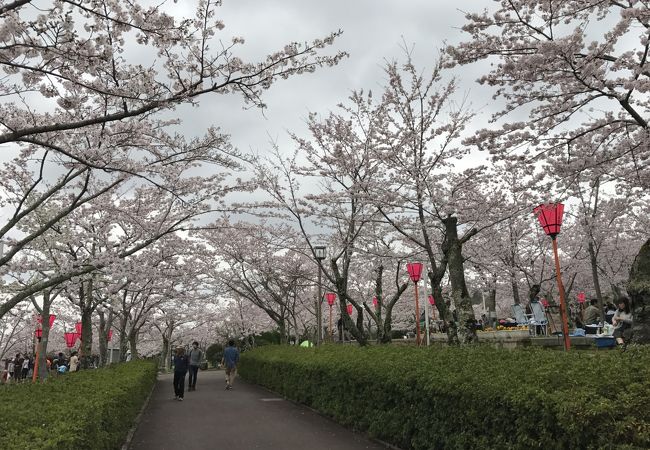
[205,343,224,367]
[239,345,650,449]
[0,359,157,449]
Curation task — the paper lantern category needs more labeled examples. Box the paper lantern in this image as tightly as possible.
[64,332,77,348]
[533,203,564,237]
[406,262,423,283]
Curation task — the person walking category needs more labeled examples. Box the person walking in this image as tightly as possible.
[187,341,202,391]
[173,347,189,401]
[221,340,240,390]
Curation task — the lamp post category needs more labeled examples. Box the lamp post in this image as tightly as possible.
[64,332,77,349]
[107,329,114,364]
[314,246,326,346]
[33,328,42,382]
[406,262,424,346]
[534,203,571,351]
[326,292,336,341]
[428,295,436,320]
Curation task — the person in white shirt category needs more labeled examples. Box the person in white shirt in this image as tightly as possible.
[21,356,30,380]
[69,351,80,372]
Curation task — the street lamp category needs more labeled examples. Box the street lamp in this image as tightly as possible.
[32,327,42,382]
[64,332,77,349]
[107,328,114,364]
[326,292,336,341]
[314,245,327,346]
[534,203,570,351]
[428,295,436,320]
[406,262,424,346]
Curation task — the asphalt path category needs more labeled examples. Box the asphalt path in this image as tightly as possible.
[128,369,389,450]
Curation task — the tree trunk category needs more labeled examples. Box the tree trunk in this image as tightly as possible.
[588,241,605,324]
[486,287,497,329]
[511,268,521,305]
[442,216,478,344]
[119,315,129,362]
[80,305,93,369]
[278,320,287,345]
[37,292,52,380]
[128,331,139,360]
[161,335,169,369]
[628,238,650,344]
[98,311,108,367]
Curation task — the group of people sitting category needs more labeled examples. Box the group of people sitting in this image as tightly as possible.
[579,296,633,349]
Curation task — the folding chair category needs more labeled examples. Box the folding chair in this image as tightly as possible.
[528,301,549,336]
[511,304,531,325]
[511,304,533,335]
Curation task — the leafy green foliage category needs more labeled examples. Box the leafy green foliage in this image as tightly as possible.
[205,343,224,367]
[0,360,157,449]
[240,345,650,449]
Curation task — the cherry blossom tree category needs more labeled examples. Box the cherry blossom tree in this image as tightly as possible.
[253,100,414,345]
[0,0,345,321]
[201,222,316,343]
[451,1,650,341]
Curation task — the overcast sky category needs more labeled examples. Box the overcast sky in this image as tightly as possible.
[173,1,495,159]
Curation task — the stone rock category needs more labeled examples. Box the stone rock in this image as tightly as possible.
[628,239,650,344]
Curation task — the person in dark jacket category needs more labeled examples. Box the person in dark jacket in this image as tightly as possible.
[173,347,189,401]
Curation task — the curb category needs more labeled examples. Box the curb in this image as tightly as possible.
[243,377,402,450]
[121,376,158,450]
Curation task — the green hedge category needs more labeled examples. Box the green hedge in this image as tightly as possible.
[0,360,157,449]
[239,345,650,449]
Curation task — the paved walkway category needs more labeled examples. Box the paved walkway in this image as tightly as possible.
[129,369,389,450]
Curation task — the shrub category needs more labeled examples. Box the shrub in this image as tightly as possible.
[0,359,157,449]
[205,343,224,367]
[240,345,650,449]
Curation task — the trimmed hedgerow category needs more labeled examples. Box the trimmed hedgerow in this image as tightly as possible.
[0,360,157,449]
[239,345,650,449]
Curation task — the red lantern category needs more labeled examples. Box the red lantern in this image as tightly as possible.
[36,314,56,328]
[325,292,336,306]
[372,297,378,308]
[533,203,564,238]
[107,329,113,341]
[577,292,586,304]
[406,262,423,283]
[541,298,549,308]
[64,332,77,348]
[347,304,353,315]
[75,322,82,335]
[34,328,43,339]
[428,295,435,306]
[74,332,81,342]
